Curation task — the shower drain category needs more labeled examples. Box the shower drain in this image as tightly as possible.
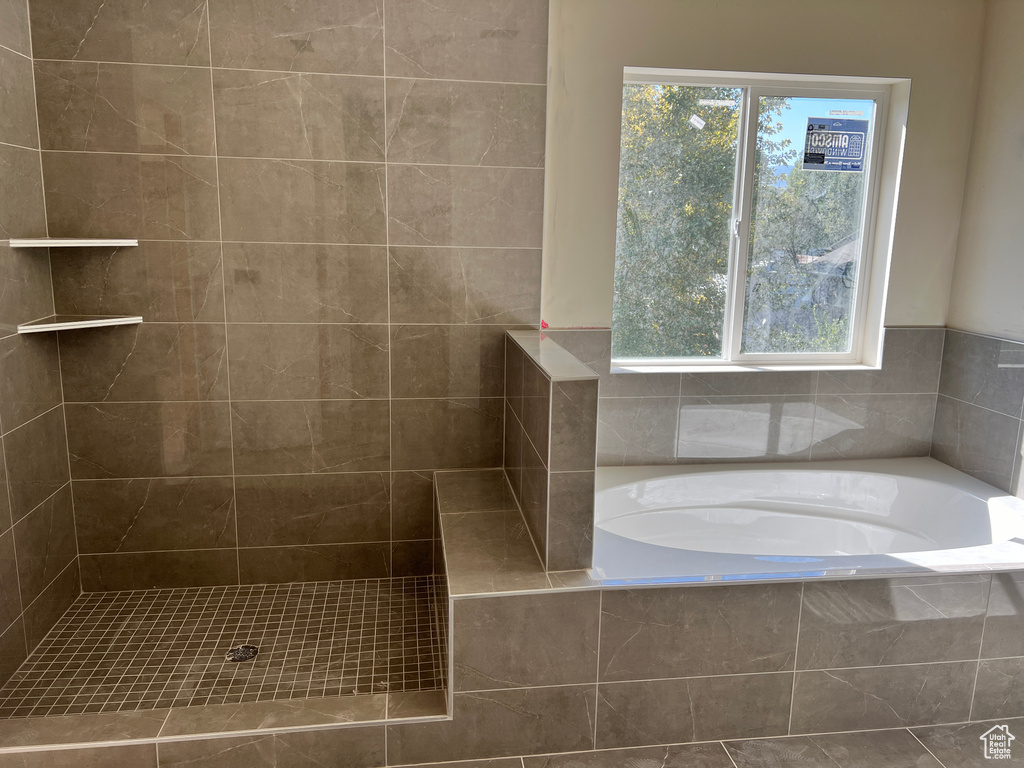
[225,645,259,662]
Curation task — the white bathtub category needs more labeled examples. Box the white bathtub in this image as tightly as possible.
[591,457,1024,584]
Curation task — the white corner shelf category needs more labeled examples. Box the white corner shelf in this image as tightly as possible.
[17,315,143,334]
[9,238,139,248]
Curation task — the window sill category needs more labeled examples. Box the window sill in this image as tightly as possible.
[611,362,882,374]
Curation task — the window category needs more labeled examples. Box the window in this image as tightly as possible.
[611,68,907,369]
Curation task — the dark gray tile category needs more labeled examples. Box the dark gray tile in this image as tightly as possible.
[522,743,734,768]
[50,242,225,322]
[503,403,524,504]
[388,247,541,325]
[157,727,385,768]
[550,381,598,472]
[0,334,61,433]
[596,397,678,466]
[811,393,936,460]
[680,370,816,398]
[386,79,546,167]
[235,472,390,546]
[385,0,548,83]
[725,730,943,768]
[931,394,1020,491]
[544,329,680,398]
[35,61,215,155]
[0,745,157,768]
[0,46,38,149]
[391,325,506,399]
[231,400,390,474]
[391,398,503,470]
[79,549,238,590]
[913,718,1024,767]
[434,469,516,515]
[67,402,232,479]
[392,539,433,576]
[214,69,385,161]
[0,438,10,532]
[159,695,387,735]
[790,662,976,733]
[387,689,447,719]
[505,335,525,419]
[818,327,945,395]
[974,657,1024,721]
[0,530,21,635]
[440,510,548,596]
[23,559,78,648]
[940,330,1024,417]
[676,396,816,462]
[28,0,210,64]
[223,243,388,324]
[42,153,220,240]
[219,158,387,245]
[391,470,434,540]
[984,572,1024,659]
[14,485,76,607]
[238,543,389,583]
[0,708,167,749]
[519,439,547,560]
[521,359,550,465]
[0,618,27,689]
[454,591,599,691]
[59,323,228,402]
[209,0,384,75]
[4,407,70,521]
[228,324,389,400]
[596,673,793,748]
[0,144,46,239]
[600,583,801,680]
[393,761,519,768]
[73,477,235,553]
[386,686,595,765]
[547,471,594,571]
[0,242,54,329]
[388,165,544,248]
[0,0,30,55]
[797,575,989,669]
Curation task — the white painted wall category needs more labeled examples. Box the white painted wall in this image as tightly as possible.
[541,0,986,329]
[946,0,1024,342]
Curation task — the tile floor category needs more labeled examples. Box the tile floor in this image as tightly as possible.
[0,576,444,719]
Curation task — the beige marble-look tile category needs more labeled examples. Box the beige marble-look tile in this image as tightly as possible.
[79,549,239,590]
[23,559,79,648]
[810,393,936,460]
[453,590,600,691]
[388,247,541,325]
[0,45,38,149]
[596,673,793,748]
[234,472,390,547]
[797,575,989,669]
[931,394,1020,492]
[209,0,384,75]
[391,398,503,470]
[912,718,1024,767]
[385,0,548,84]
[973,657,1024,721]
[0,242,54,330]
[391,325,506,399]
[159,693,388,735]
[725,730,944,768]
[386,79,546,167]
[440,510,548,596]
[223,243,388,323]
[0,0,30,55]
[984,572,1024,659]
[157,726,385,768]
[214,69,384,161]
[35,61,215,155]
[675,396,816,463]
[0,334,61,433]
[522,743,735,768]
[0,745,158,768]
[13,485,76,607]
[3,406,70,521]
[818,327,945,396]
[228,324,389,400]
[231,400,390,474]
[42,152,220,240]
[66,401,233,479]
[59,323,229,402]
[388,165,544,248]
[790,662,976,733]
[73,477,235,553]
[50,242,225,322]
[219,158,387,245]
[434,469,517,515]
[28,0,210,64]
[599,583,801,680]
[596,397,679,466]
[386,686,595,765]
[0,707,168,750]
[0,144,46,239]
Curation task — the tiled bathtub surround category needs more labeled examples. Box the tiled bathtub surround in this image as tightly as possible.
[545,327,943,466]
[28,0,548,586]
[503,332,599,570]
[932,328,1024,492]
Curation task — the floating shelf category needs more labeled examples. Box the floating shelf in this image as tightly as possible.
[17,315,143,334]
[9,238,139,248]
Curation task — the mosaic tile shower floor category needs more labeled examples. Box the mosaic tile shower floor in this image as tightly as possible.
[0,576,444,719]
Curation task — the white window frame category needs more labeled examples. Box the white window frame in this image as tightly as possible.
[612,67,911,373]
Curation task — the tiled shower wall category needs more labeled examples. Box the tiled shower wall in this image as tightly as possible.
[26,0,547,588]
[0,1,79,683]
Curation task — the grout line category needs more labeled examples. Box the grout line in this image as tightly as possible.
[593,590,602,748]
[0,402,62,441]
[908,728,952,768]
[720,741,741,768]
[0,138,44,152]
[787,582,805,735]
[0,41,31,61]
[381,0,396,579]
[969,574,995,722]
[43,238,541,251]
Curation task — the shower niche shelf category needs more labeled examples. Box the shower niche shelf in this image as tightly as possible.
[17,315,143,334]
[9,238,139,248]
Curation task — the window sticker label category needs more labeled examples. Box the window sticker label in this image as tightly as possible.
[803,117,868,172]
[689,114,706,130]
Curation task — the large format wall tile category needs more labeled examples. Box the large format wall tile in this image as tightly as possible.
[390,471,434,540]
[23,560,78,648]
[913,720,1024,768]
[0,531,22,636]
[940,330,1024,417]
[983,572,1024,659]
[384,0,548,84]
[79,550,239,591]
[3,407,70,521]
[726,730,945,768]
[0,334,62,432]
[0,444,11,535]
[0,745,158,768]
[810,393,936,459]
[550,381,598,472]
[0,617,27,688]
[676,396,816,462]
[42,153,220,240]
[931,394,1020,491]
[223,244,388,323]
[973,658,1024,721]
[391,398,503,470]
[13,486,76,608]
[390,325,506,399]
[214,70,384,162]
[219,158,387,244]
[597,397,679,465]
[547,471,595,571]
[0,0,30,55]
[35,61,215,155]
[544,329,681,398]
[0,46,38,149]
[0,243,54,330]
[67,402,233,479]
[157,726,385,768]
[0,145,46,239]
[237,542,390,583]
[818,327,944,395]
[208,0,384,76]
[28,0,211,64]
[524,743,735,768]
[50,242,225,322]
